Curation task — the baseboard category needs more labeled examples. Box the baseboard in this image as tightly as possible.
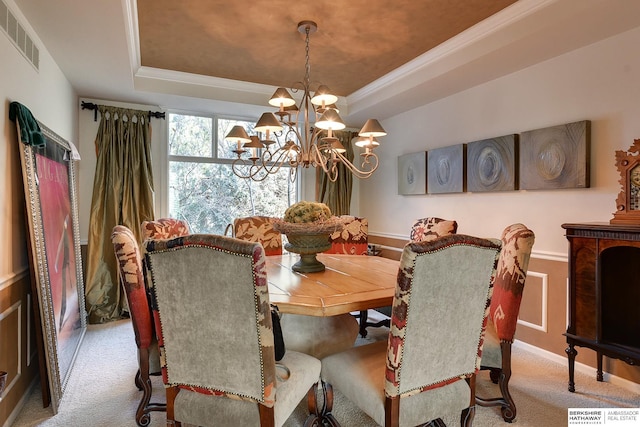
[2,375,41,427]
[514,340,640,395]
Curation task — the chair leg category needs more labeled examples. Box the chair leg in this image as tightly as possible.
[476,342,516,422]
[135,368,143,390]
[135,348,167,426]
[313,381,340,426]
[305,383,321,427]
[166,386,181,427]
[489,368,500,384]
[358,310,369,337]
[258,404,276,427]
[461,406,475,427]
[497,342,516,422]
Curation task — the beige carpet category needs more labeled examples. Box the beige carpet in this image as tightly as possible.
[10,316,640,427]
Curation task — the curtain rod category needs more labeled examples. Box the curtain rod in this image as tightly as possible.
[81,101,166,122]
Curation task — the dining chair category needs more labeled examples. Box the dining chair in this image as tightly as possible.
[233,215,283,256]
[357,216,459,337]
[476,223,535,422]
[143,234,321,426]
[409,216,458,242]
[111,225,166,427]
[141,217,190,240]
[324,216,368,255]
[232,215,359,360]
[310,234,502,427]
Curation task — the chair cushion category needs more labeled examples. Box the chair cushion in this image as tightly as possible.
[321,341,471,427]
[175,350,320,427]
[280,313,358,359]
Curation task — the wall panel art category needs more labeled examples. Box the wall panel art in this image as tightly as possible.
[427,144,466,194]
[467,134,518,192]
[398,151,427,195]
[519,120,590,190]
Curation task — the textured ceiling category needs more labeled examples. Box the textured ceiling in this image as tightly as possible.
[137,0,517,96]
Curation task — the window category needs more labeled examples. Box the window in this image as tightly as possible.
[168,113,296,234]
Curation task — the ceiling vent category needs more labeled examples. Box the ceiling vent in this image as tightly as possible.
[1,1,39,70]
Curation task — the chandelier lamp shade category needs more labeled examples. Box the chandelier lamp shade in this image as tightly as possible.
[225,20,387,182]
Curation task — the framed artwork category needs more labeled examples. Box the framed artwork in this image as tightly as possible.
[398,152,427,195]
[467,134,518,192]
[17,120,87,413]
[427,144,466,194]
[519,120,590,190]
[611,138,640,224]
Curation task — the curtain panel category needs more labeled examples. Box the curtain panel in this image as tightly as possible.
[317,130,357,216]
[85,106,155,323]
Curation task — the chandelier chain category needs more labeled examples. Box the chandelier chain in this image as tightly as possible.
[304,26,311,88]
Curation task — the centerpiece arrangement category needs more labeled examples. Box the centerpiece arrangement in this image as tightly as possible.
[273,201,344,273]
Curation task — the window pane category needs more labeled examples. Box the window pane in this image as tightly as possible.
[169,161,295,235]
[217,118,255,159]
[169,113,213,157]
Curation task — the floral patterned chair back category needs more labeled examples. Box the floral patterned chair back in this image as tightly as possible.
[409,217,458,242]
[141,218,190,241]
[233,216,283,256]
[477,223,535,422]
[325,216,368,255]
[111,225,165,425]
[143,234,320,426]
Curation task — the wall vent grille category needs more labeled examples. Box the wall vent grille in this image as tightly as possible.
[1,1,39,70]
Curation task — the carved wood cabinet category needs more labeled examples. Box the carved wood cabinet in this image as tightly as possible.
[562,223,640,392]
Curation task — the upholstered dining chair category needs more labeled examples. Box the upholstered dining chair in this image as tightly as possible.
[111,225,165,427]
[232,215,359,360]
[309,234,502,427]
[324,215,369,255]
[358,216,459,337]
[143,234,321,427]
[141,217,190,240]
[476,223,535,422]
[233,215,283,256]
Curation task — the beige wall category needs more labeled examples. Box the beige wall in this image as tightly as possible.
[363,27,640,386]
[0,1,77,425]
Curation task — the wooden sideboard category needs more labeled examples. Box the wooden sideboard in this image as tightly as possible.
[562,223,640,392]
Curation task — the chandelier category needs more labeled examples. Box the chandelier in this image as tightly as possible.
[225,20,387,182]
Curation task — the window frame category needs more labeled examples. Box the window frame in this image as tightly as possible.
[163,110,301,231]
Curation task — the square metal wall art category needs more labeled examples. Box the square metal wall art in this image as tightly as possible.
[519,120,590,190]
[398,151,427,195]
[427,144,466,194]
[467,134,518,192]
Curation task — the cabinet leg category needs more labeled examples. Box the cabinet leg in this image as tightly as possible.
[597,352,604,382]
[566,344,577,392]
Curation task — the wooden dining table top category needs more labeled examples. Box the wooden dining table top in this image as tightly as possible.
[266,253,399,317]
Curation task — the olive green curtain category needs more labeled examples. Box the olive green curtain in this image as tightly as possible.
[317,130,357,216]
[85,106,155,323]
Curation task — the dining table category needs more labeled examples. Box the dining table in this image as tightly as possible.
[266,253,399,317]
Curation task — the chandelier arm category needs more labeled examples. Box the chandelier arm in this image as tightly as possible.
[232,158,264,180]
[260,148,297,175]
[309,143,332,171]
[330,150,380,180]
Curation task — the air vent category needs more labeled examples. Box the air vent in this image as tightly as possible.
[1,0,39,70]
